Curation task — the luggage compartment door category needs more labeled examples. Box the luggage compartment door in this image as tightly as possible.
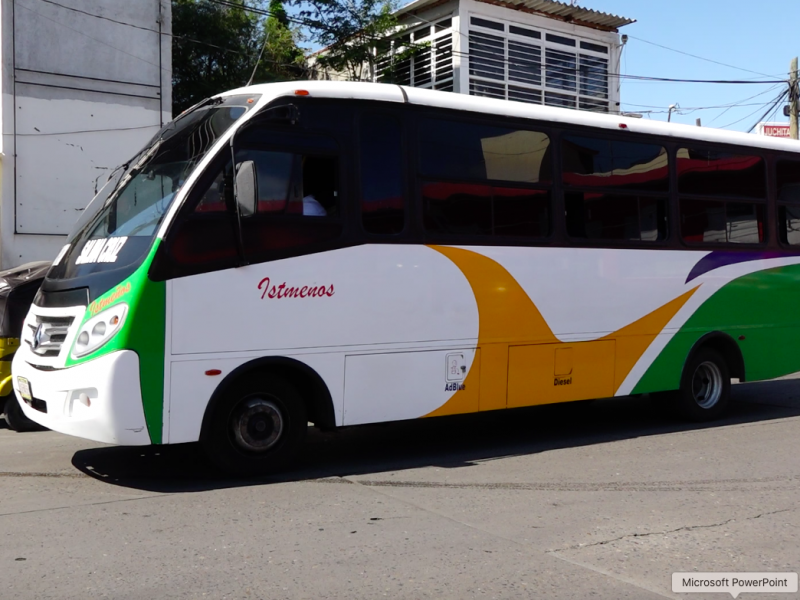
[507,341,615,408]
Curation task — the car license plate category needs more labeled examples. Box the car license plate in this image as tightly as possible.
[17,376,31,401]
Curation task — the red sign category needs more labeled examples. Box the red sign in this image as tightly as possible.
[763,124,791,138]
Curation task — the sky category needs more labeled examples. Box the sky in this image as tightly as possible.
[575,0,799,132]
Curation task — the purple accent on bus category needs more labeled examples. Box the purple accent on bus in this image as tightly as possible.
[686,251,784,283]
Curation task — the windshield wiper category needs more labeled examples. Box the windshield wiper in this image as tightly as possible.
[104,140,163,206]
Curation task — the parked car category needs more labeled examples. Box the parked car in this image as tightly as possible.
[0,261,51,431]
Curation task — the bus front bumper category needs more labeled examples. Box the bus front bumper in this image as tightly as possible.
[12,350,151,445]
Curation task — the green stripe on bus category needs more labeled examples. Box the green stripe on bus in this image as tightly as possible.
[632,264,800,394]
[65,241,166,444]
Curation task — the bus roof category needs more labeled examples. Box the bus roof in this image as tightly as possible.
[222,81,800,155]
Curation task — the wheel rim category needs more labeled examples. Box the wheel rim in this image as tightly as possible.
[231,396,285,452]
[691,361,723,409]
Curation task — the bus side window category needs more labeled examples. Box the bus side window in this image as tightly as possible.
[777,159,800,245]
[168,159,239,269]
[360,114,404,234]
[562,136,669,243]
[418,118,552,240]
[236,147,343,261]
[678,149,765,198]
[195,167,232,212]
[678,148,766,245]
[680,200,765,244]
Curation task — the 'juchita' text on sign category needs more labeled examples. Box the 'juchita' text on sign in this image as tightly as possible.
[76,237,128,265]
[88,282,132,316]
[258,277,335,300]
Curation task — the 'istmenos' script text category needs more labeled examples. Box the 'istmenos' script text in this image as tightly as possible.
[258,277,335,300]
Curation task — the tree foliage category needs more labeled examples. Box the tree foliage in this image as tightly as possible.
[171,0,305,115]
[293,0,401,82]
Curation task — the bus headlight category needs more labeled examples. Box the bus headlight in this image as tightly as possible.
[71,303,128,359]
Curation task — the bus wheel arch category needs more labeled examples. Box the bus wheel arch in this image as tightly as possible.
[687,332,745,383]
[199,357,335,475]
[673,332,742,421]
[201,357,336,439]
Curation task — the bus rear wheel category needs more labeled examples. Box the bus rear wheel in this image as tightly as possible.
[202,376,307,476]
[676,348,731,422]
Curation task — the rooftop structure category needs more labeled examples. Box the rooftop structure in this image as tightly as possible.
[313,0,635,114]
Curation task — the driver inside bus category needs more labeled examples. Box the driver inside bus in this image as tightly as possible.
[302,156,337,217]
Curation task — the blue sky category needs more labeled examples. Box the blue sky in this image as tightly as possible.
[580,0,798,132]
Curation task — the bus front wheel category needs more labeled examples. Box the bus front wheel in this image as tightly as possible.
[676,348,731,422]
[4,395,43,432]
[202,375,307,476]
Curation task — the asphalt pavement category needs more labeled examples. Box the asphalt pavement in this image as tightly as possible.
[2,378,799,600]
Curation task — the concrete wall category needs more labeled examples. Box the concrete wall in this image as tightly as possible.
[1,0,171,268]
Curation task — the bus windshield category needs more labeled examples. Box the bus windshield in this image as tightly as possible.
[48,94,260,282]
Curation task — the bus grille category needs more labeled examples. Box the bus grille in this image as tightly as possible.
[26,315,75,358]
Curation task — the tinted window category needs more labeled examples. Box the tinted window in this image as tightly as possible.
[777,159,800,203]
[230,149,339,218]
[779,205,800,245]
[423,182,550,237]
[562,136,668,192]
[419,119,552,184]
[680,199,765,244]
[775,160,800,245]
[169,160,238,268]
[239,149,342,258]
[361,115,405,234]
[166,140,343,271]
[565,193,667,241]
[195,167,230,213]
[677,149,765,198]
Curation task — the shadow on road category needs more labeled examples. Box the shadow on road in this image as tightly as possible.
[71,380,800,493]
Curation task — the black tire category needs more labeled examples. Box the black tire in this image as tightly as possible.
[201,375,307,476]
[4,395,44,432]
[675,348,731,422]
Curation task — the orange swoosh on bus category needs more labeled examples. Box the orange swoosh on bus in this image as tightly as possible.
[425,246,698,418]
[600,286,697,393]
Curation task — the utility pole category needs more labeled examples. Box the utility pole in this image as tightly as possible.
[791,57,798,140]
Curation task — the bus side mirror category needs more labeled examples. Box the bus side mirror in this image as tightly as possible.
[235,161,257,217]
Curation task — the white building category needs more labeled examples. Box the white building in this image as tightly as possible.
[373,0,633,113]
[1,0,171,268]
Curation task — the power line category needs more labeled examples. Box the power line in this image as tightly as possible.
[35,0,261,60]
[745,89,790,132]
[29,0,308,79]
[442,47,786,85]
[621,102,780,116]
[16,124,160,136]
[33,0,790,87]
[625,35,779,80]
[619,84,786,121]
[36,0,161,34]
[718,88,788,129]
[708,83,786,125]
[205,0,315,30]
[622,84,785,112]
[397,10,784,84]
[17,0,168,73]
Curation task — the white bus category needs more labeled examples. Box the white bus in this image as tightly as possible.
[13,81,800,474]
